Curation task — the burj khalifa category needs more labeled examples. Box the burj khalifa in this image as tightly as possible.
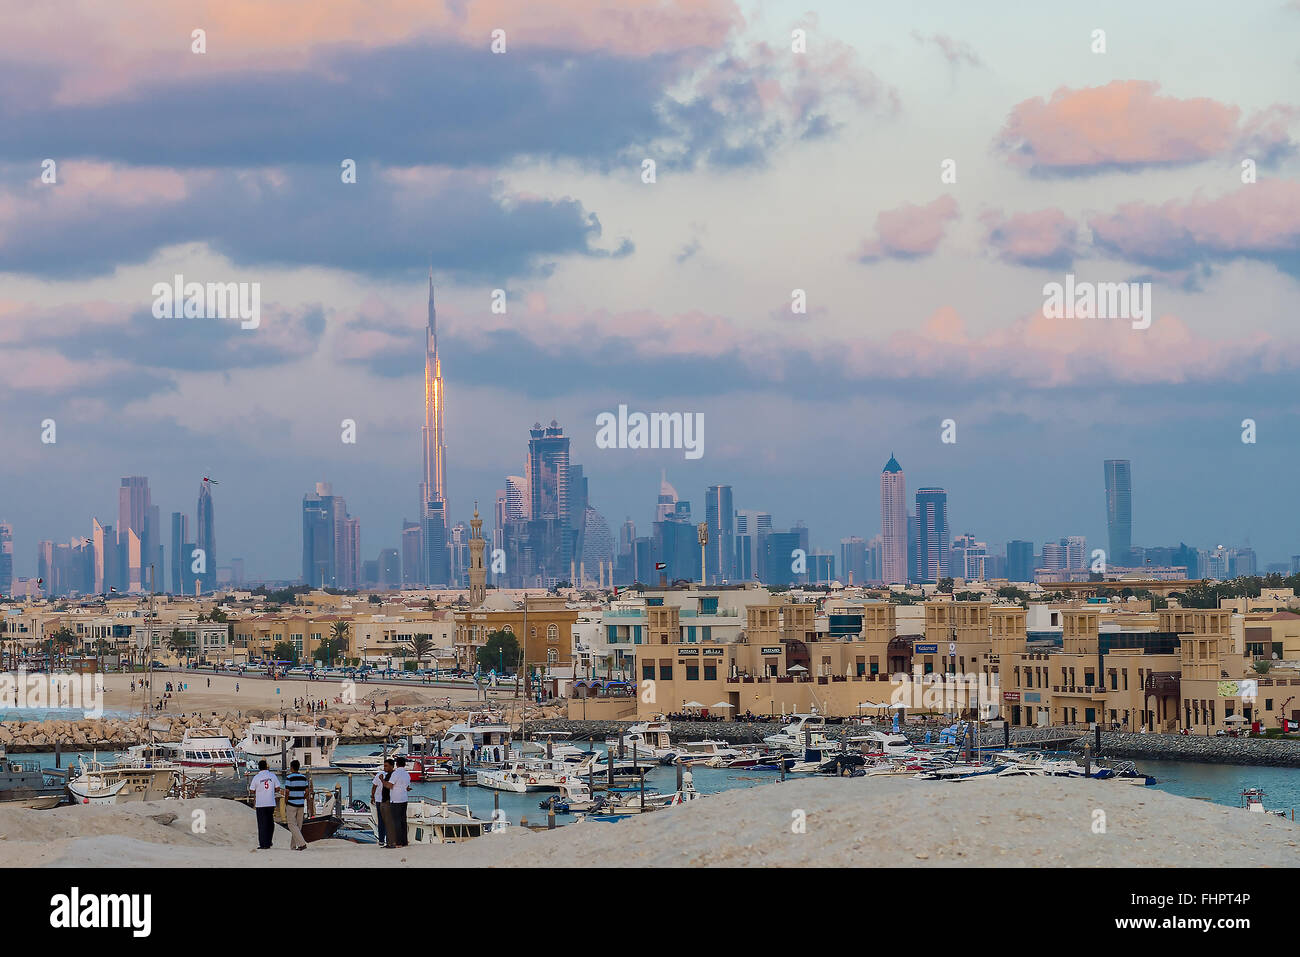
[420,269,450,585]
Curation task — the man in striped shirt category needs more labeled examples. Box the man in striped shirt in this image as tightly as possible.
[283,760,313,851]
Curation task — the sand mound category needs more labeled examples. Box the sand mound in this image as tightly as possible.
[4,778,1294,867]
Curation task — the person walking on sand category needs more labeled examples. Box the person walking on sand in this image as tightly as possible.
[283,760,312,851]
[249,759,282,850]
[377,759,396,848]
[370,763,389,847]
[384,756,411,847]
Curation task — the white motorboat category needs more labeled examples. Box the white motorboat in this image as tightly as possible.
[762,712,827,752]
[539,779,600,813]
[672,739,744,765]
[605,715,678,763]
[854,730,913,756]
[369,796,501,843]
[238,720,338,772]
[437,710,514,763]
[475,759,577,793]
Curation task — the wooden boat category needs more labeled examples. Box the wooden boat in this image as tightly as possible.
[0,794,62,809]
[67,772,128,805]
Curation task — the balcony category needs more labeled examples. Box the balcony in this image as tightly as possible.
[1145,672,1181,697]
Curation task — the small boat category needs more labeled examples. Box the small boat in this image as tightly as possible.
[604,715,678,764]
[0,748,67,805]
[369,796,500,843]
[763,712,827,752]
[165,726,239,775]
[67,772,128,805]
[0,794,62,809]
[1090,761,1156,786]
[538,779,600,813]
[673,740,744,765]
[1240,787,1286,816]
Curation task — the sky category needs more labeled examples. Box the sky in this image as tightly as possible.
[2,0,1299,579]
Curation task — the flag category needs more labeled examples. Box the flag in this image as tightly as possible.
[655,562,666,571]
[109,586,118,593]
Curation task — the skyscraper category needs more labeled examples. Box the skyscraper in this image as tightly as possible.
[302,482,361,588]
[914,488,949,583]
[1007,540,1034,582]
[118,476,151,592]
[528,421,570,524]
[880,455,907,584]
[840,536,866,585]
[704,485,734,584]
[170,512,189,594]
[1104,459,1132,566]
[0,522,12,597]
[196,480,216,593]
[421,272,449,586]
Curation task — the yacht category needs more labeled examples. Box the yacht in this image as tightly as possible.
[762,713,827,752]
[672,740,745,765]
[855,730,913,756]
[165,727,240,775]
[436,710,514,763]
[237,720,339,772]
[605,715,678,763]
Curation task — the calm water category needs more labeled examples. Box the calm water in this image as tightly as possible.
[25,742,1300,822]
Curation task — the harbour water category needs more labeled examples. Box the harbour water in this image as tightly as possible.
[22,741,1300,823]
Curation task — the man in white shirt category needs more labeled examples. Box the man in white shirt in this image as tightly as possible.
[370,765,389,847]
[384,756,412,847]
[248,759,282,849]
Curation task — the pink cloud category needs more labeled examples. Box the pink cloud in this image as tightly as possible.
[996,81,1244,172]
[2,0,744,103]
[1088,179,1300,267]
[856,195,959,261]
[981,207,1079,267]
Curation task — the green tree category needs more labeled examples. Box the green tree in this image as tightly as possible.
[937,577,954,594]
[166,629,193,665]
[49,627,76,666]
[1253,659,1272,675]
[476,629,520,673]
[405,634,434,666]
[272,640,298,664]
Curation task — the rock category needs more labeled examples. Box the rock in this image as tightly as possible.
[149,812,178,826]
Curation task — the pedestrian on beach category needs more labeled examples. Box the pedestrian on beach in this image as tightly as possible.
[236,682,240,693]
[384,698,389,713]
[377,759,396,847]
[283,760,312,851]
[385,756,411,847]
[249,759,282,850]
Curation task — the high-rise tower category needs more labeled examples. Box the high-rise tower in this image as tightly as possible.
[915,487,949,583]
[421,270,450,586]
[1104,459,1132,567]
[880,454,907,584]
[196,480,215,594]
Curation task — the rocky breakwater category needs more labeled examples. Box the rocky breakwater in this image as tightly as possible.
[1070,731,1300,768]
[0,704,568,752]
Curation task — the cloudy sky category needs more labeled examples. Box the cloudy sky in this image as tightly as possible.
[2,0,1299,579]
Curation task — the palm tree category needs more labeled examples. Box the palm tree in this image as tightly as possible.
[49,627,76,668]
[405,634,434,669]
[326,620,351,668]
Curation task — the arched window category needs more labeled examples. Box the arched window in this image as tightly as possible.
[546,648,558,665]
[502,624,513,634]
[547,624,559,643]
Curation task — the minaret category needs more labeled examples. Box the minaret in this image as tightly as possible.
[420,267,449,585]
[468,501,486,607]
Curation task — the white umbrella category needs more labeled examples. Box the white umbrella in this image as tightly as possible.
[711,701,734,709]
[858,701,882,709]
[787,664,808,672]
[889,702,907,709]
[1224,714,1247,724]
[683,700,704,708]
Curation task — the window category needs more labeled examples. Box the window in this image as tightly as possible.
[547,624,558,643]
[642,663,655,680]
[659,663,673,681]
[546,648,557,665]
[685,665,699,680]
[703,665,717,680]
[702,626,712,641]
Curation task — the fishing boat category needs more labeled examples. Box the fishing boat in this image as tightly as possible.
[0,748,67,805]
[66,769,128,804]
[1240,787,1286,816]
[73,754,177,802]
[237,720,339,772]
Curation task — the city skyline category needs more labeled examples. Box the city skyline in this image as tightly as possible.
[1,1,1298,580]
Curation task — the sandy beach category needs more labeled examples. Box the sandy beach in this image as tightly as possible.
[5,776,1295,868]
[99,671,494,717]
